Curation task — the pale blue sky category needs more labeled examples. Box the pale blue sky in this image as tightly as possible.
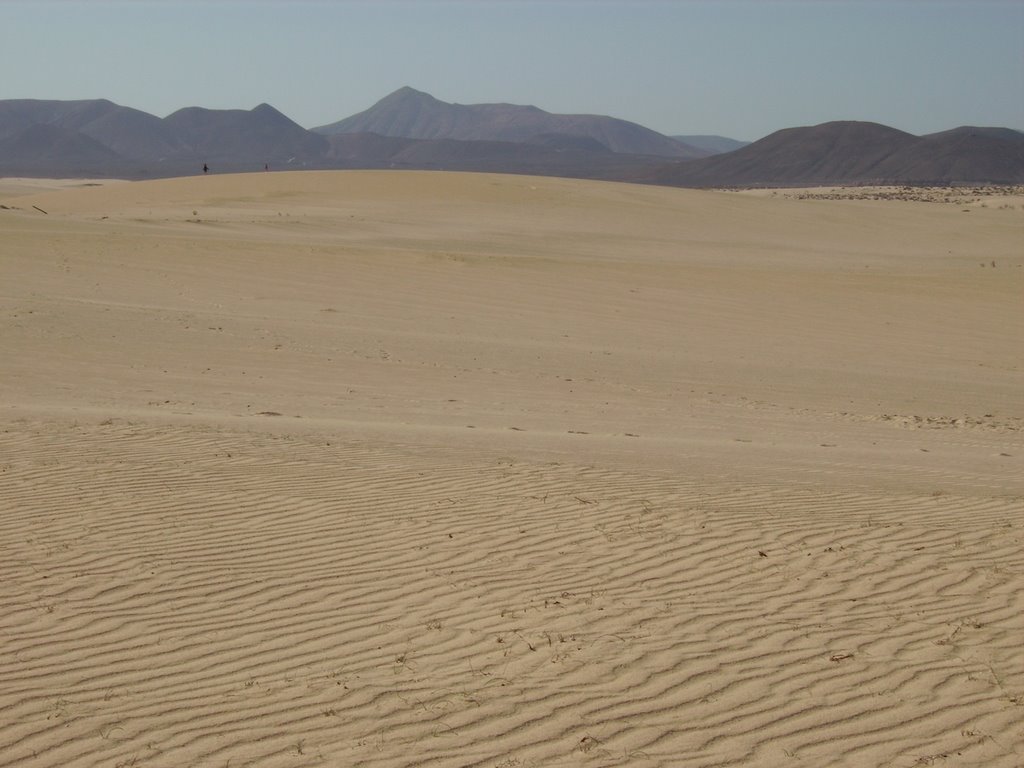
[1,0,1021,141]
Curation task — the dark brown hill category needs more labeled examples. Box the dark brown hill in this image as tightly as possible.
[314,86,704,158]
[649,121,919,187]
[924,126,1024,143]
[869,127,1024,184]
[644,121,1024,187]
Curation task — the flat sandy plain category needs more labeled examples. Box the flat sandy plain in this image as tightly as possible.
[1,171,1021,768]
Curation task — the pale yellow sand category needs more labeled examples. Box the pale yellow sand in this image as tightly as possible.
[0,178,127,200]
[1,171,1021,767]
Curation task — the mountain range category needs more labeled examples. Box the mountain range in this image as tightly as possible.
[1,88,1021,186]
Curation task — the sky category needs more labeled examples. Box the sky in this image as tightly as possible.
[1,0,1021,141]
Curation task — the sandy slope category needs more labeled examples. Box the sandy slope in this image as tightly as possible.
[1,171,1021,767]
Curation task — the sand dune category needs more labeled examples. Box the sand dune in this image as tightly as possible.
[1,171,1021,767]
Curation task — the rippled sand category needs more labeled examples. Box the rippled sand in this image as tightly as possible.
[2,171,1021,767]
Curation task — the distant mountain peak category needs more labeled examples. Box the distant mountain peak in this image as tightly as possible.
[250,102,301,126]
[392,85,431,96]
[313,88,703,158]
[380,86,442,104]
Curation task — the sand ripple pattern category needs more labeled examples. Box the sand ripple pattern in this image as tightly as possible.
[1,420,1022,767]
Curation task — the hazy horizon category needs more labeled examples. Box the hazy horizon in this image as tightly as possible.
[2,0,1022,142]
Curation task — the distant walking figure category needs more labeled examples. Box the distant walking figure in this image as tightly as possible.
[203,163,209,174]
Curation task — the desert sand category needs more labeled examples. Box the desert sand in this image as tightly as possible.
[1,170,1021,767]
